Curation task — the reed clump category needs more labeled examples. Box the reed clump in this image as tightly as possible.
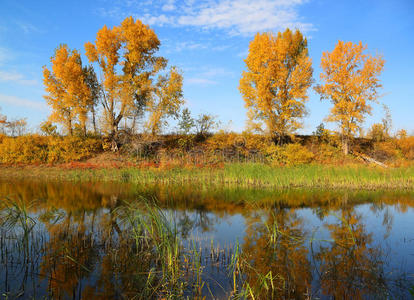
[6,163,410,190]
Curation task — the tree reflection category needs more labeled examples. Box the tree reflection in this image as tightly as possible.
[314,208,388,299]
[241,208,312,299]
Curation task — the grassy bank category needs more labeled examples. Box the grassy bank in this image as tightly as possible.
[1,163,413,190]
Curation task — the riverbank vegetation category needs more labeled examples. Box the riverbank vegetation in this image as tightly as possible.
[1,163,413,190]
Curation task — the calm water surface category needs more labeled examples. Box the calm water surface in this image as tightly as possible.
[0,179,413,299]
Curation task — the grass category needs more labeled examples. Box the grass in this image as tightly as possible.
[1,163,413,190]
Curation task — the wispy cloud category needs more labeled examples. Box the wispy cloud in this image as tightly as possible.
[237,49,249,58]
[0,47,11,65]
[13,21,43,34]
[185,67,235,86]
[177,0,313,35]
[186,78,218,86]
[139,13,174,26]
[0,94,47,111]
[0,71,38,86]
[199,67,235,78]
[172,41,206,52]
[98,0,313,36]
[162,0,176,12]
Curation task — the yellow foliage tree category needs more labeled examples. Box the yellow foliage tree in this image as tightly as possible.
[85,16,182,141]
[239,29,313,144]
[43,45,91,135]
[146,67,183,135]
[316,41,385,154]
[0,107,7,134]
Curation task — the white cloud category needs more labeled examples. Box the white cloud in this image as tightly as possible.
[173,41,206,52]
[162,0,176,11]
[177,0,313,35]
[211,45,231,51]
[0,71,38,86]
[199,67,235,78]
[186,78,218,86]
[99,0,314,36]
[139,13,173,26]
[0,94,47,111]
[185,67,234,86]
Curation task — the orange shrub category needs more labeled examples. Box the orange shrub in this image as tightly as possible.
[314,144,343,164]
[205,131,269,155]
[0,135,102,164]
[0,133,6,144]
[47,136,102,163]
[371,140,399,161]
[0,135,49,164]
[265,143,314,166]
[397,136,414,160]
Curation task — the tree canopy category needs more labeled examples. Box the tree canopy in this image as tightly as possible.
[316,40,385,154]
[84,16,183,138]
[239,29,313,144]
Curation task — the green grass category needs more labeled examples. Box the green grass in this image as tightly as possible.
[0,163,413,189]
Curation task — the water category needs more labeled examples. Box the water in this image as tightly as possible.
[0,179,413,299]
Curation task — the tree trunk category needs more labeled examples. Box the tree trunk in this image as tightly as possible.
[68,118,73,136]
[91,105,97,134]
[110,123,119,152]
[272,133,290,145]
[342,136,349,155]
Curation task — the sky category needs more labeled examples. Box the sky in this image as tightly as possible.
[0,0,413,134]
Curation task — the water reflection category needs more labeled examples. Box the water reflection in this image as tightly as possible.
[0,179,413,299]
[242,208,311,299]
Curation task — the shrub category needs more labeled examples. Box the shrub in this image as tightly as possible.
[0,135,102,164]
[368,123,389,142]
[265,143,314,166]
[0,135,48,164]
[205,132,270,156]
[397,136,414,160]
[47,136,102,163]
[314,144,343,164]
[371,140,398,161]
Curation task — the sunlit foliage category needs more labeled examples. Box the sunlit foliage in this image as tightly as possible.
[239,29,313,144]
[0,135,102,164]
[43,45,92,135]
[316,41,385,154]
[85,16,183,139]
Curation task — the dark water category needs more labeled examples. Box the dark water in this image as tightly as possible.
[0,179,414,299]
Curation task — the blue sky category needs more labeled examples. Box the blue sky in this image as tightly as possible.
[0,0,413,134]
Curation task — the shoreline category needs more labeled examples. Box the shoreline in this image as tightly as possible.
[0,163,413,190]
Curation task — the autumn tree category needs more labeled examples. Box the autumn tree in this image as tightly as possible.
[82,65,101,134]
[40,120,58,136]
[85,16,183,142]
[239,29,313,144]
[195,113,218,137]
[43,45,92,135]
[0,107,7,134]
[316,41,385,154]
[146,67,183,135]
[6,118,27,136]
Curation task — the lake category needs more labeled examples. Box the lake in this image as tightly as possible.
[0,179,413,299]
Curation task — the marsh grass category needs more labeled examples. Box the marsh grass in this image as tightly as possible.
[2,163,412,190]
